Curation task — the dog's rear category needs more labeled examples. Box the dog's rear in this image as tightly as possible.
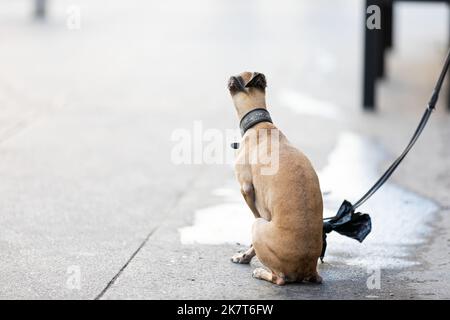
[229,71,323,285]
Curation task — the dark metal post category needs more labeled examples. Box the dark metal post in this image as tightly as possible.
[363,0,383,110]
[448,2,450,110]
[34,0,47,19]
[385,1,393,50]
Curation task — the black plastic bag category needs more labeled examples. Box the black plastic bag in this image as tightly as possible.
[321,200,372,261]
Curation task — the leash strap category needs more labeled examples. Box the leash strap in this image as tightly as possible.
[352,48,450,210]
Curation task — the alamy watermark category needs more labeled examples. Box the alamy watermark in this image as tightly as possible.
[66,5,81,30]
[170,121,280,175]
[366,266,381,290]
[366,5,381,30]
[66,265,81,290]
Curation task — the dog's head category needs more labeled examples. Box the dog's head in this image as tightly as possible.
[227,71,267,118]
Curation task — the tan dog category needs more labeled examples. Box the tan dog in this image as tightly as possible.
[228,71,323,285]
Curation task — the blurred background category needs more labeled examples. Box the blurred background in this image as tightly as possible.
[0,0,449,299]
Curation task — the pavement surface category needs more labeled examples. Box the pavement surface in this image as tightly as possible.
[0,0,449,299]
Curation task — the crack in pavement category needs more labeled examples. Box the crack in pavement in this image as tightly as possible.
[94,170,204,300]
[94,226,158,300]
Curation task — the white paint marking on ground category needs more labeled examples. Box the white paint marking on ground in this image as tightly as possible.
[179,202,253,246]
[319,132,438,268]
[277,89,340,119]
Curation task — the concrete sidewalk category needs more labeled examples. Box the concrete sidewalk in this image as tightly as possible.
[0,0,449,299]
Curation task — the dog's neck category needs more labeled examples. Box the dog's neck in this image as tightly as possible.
[239,108,273,136]
[233,89,267,120]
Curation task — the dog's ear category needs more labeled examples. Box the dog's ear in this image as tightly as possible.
[245,72,266,90]
[228,76,246,95]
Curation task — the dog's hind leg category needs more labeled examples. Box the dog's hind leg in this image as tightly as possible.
[251,218,286,285]
[231,245,255,264]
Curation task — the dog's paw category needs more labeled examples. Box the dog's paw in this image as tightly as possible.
[253,268,286,285]
[252,268,266,279]
[305,274,323,284]
[231,252,252,264]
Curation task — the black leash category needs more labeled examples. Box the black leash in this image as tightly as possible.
[321,48,450,260]
[352,49,450,210]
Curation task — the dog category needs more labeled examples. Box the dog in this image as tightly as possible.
[227,71,323,285]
